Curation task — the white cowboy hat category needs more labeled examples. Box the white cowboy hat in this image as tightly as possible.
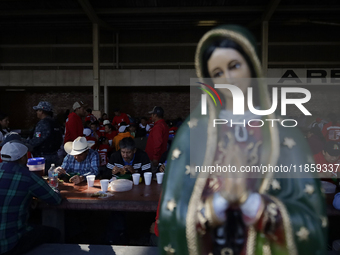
[64,136,94,156]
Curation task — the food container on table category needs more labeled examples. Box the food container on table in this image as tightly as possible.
[109,179,133,192]
[27,157,45,176]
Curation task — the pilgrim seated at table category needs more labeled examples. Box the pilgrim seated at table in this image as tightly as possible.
[57,136,99,184]
[104,137,151,180]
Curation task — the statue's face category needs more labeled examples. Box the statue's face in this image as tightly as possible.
[207,48,251,100]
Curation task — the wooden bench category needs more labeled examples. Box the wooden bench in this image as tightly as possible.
[23,244,159,255]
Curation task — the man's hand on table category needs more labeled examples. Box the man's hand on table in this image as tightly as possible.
[69,175,85,185]
[123,165,134,174]
[56,166,66,176]
[112,166,125,175]
[159,164,165,173]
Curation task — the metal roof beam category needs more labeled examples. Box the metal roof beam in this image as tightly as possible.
[1,6,340,17]
[262,0,281,21]
[77,0,111,29]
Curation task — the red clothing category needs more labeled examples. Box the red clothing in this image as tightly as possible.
[85,114,97,123]
[85,136,98,150]
[313,151,340,173]
[145,119,169,161]
[105,131,118,141]
[64,112,83,144]
[322,122,340,142]
[99,126,106,136]
[154,194,161,237]
[112,113,130,126]
[97,144,111,166]
[95,130,102,138]
[169,126,178,134]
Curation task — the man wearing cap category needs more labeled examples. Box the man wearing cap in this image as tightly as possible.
[27,101,63,173]
[112,122,134,151]
[314,140,340,181]
[145,106,169,172]
[0,132,33,163]
[111,108,130,128]
[0,141,62,255]
[58,136,99,184]
[64,101,87,144]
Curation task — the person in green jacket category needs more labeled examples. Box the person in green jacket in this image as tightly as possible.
[159,25,327,255]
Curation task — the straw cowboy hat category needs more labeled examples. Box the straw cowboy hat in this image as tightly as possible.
[64,136,94,156]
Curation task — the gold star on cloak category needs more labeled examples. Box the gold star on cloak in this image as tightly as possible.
[187,118,198,128]
[185,165,191,175]
[271,179,281,190]
[296,227,309,241]
[283,137,296,149]
[167,199,177,212]
[172,148,181,160]
[164,244,176,254]
[320,216,328,228]
[304,184,314,195]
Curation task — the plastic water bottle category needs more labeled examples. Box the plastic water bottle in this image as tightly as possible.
[48,164,58,188]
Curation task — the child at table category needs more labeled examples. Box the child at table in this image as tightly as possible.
[97,136,113,179]
[97,136,111,166]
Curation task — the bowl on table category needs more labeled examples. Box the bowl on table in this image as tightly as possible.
[63,172,80,182]
[109,179,133,192]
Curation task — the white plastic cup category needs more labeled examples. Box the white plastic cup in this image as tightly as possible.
[156,172,164,184]
[86,175,95,188]
[100,179,110,192]
[132,173,141,185]
[144,172,152,186]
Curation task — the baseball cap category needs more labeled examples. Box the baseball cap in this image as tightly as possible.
[33,101,52,112]
[324,141,340,157]
[119,125,129,133]
[103,120,110,125]
[0,132,33,151]
[1,141,28,161]
[148,106,164,115]
[73,101,87,110]
[83,128,91,137]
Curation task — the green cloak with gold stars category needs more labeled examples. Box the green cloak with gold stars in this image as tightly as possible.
[158,25,327,255]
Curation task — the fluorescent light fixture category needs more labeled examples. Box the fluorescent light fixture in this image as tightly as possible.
[197,20,218,26]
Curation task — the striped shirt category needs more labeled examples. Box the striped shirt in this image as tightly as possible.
[0,162,62,254]
[61,149,99,177]
[106,148,151,174]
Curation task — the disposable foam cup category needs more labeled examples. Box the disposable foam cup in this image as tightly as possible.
[132,173,141,185]
[100,179,110,192]
[156,172,164,184]
[86,175,95,188]
[144,172,152,186]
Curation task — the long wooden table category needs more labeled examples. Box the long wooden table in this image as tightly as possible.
[39,179,162,242]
